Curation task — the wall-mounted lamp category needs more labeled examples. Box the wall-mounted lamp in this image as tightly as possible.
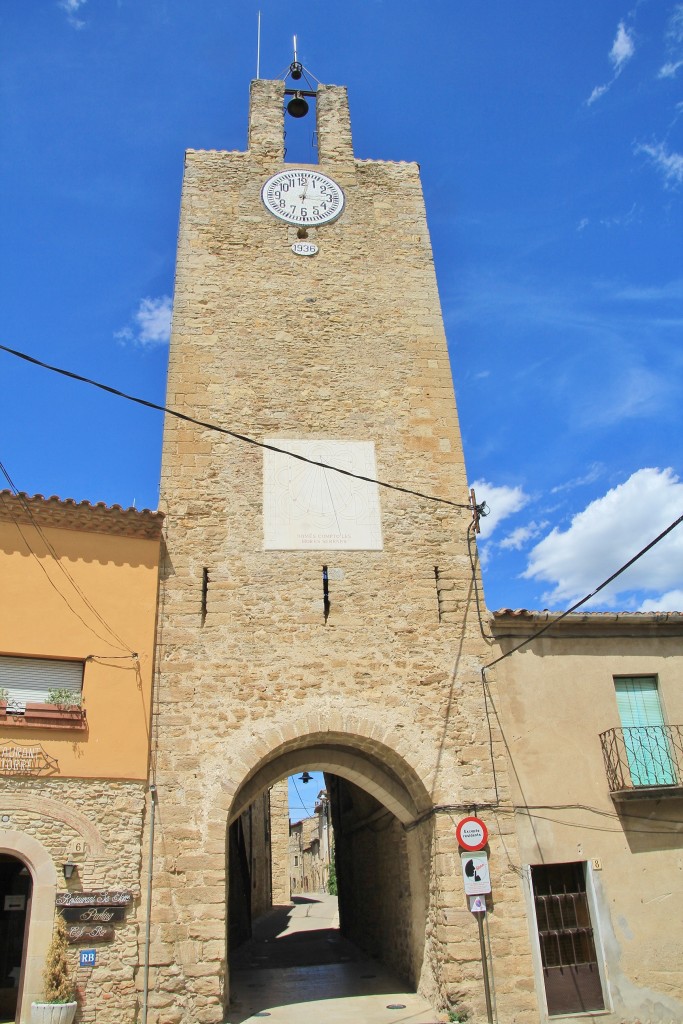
[299,771,313,784]
[63,860,77,881]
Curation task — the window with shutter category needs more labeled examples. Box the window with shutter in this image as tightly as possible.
[614,677,675,786]
[0,656,83,712]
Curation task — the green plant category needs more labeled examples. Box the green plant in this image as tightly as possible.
[46,689,82,708]
[448,1011,468,1023]
[43,916,75,1003]
[0,688,8,702]
[327,842,338,896]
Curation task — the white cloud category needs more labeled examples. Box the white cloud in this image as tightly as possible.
[578,364,672,427]
[636,141,683,186]
[667,4,683,45]
[658,60,683,78]
[587,84,609,107]
[469,479,529,540]
[638,589,683,612]
[587,20,635,105]
[550,465,603,495]
[499,521,549,551]
[115,295,173,347]
[59,0,87,28]
[523,468,683,607]
[610,22,635,69]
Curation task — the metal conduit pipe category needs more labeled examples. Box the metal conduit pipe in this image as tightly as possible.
[141,783,157,1024]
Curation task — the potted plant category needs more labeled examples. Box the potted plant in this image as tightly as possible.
[46,689,82,708]
[17,690,87,730]
[30,916,78,1024]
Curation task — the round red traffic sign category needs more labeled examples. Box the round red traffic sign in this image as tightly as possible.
[456,816,488,851]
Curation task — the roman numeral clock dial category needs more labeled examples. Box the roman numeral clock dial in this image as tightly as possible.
[261,170,345,227]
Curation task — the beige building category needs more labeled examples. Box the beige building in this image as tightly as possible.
[289,796,330,896]
[492,609,683,1023]
[0,491,162,1023]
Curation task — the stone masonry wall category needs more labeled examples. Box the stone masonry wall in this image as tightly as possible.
[269,780,290,905]
[0,777,146,1024]
[332,777,418,986]
[146,79,537,1024]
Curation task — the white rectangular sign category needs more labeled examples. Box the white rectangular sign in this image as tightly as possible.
[461,852,491,895]
[263,439,383,551]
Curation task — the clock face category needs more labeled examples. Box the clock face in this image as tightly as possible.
[261,170,345,226]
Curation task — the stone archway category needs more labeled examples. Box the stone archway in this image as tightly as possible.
[0,830,57,1023]
[226,730,436,1000]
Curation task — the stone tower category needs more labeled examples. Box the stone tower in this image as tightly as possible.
[146,80,535,1024]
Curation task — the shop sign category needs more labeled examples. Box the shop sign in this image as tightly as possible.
[61,906,126,923]
[461,851,491,896]
[56,891,133,908]
[66,924,114,944]
[80,949,97,967]
[456,816,488,851]
[0,744,58,776]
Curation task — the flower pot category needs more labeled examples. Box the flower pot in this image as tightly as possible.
[2,703,87,730]
[30,1001,78,1024]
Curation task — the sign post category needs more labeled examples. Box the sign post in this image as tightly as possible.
[457,819,493,1024]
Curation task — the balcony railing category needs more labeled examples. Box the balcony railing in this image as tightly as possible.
[600,725,683,796]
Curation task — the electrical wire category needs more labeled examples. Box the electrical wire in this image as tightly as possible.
[516,808,683,836]
[483,510,683,670]
[0,343,473,513]
[291,776,318,819]
[0,479,133,654]
[1,460,132,651]
[467,519,495,641]
[521,802,683,827]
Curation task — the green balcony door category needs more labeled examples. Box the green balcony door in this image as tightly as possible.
[615,677,675,787]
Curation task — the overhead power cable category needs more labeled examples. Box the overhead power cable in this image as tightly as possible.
[0,462,134,653]
[483,510,683,670]
[0,343,473,512]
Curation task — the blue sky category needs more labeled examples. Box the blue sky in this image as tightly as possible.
[288,772,325,822]
[1,0,682,616]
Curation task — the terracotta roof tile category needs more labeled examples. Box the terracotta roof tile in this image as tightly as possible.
[0,490,163,541]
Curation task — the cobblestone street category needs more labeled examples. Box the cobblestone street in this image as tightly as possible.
[227,895,440,1024]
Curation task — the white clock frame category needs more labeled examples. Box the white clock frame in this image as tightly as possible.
[261,169,345,226]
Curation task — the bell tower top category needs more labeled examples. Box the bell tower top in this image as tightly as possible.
[248,79,354,167]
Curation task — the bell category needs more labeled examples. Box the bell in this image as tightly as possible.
[289,61,303,81]
[287,92,309,119]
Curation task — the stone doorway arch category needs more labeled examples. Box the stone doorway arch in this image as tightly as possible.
[226,730,437,1005]
[0,831,57,1023]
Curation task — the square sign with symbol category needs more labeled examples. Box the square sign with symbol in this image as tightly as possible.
[461,851,491,895]
[80,949,96,967]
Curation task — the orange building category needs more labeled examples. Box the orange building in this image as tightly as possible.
[0,491,162,1023]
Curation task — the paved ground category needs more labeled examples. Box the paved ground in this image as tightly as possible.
[227,894,441,1024]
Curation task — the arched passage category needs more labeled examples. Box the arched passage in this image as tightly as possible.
[226,732,435,1004]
